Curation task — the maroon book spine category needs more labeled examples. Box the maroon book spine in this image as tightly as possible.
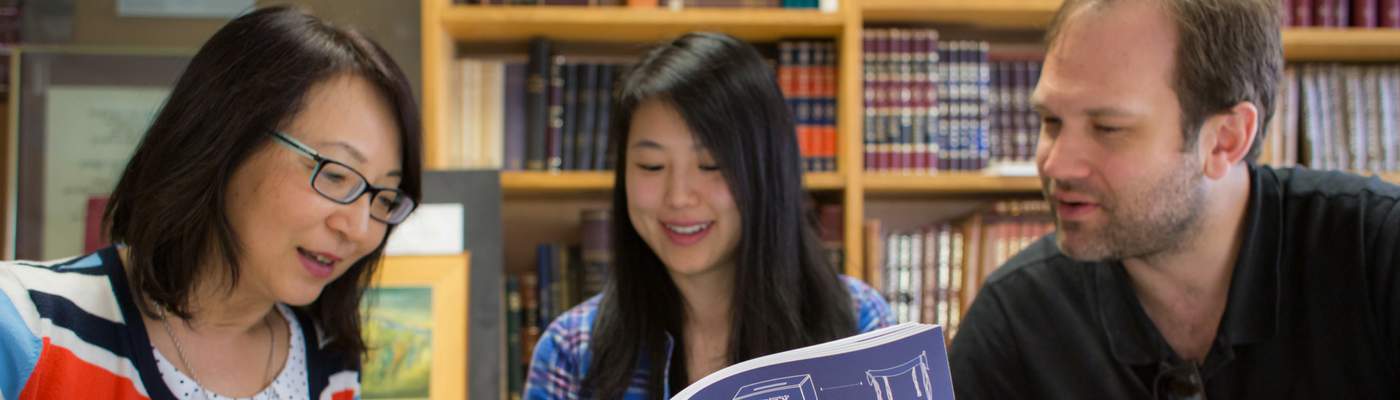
[1353,0,1378,27]
[1383,0,1400,27]
[1296,0,1316,26]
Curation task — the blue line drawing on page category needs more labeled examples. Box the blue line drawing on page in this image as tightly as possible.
[733,374,820,400]
[865,352,935,400]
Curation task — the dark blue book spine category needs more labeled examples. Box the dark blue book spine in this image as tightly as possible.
[576,64,599,171]
[561,63,579,170]
[526,38,553,171]
[547,56,566,170]
[594,65,616,171]
[536,244,553,329]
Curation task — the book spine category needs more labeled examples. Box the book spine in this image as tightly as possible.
[1316,0,1335,27]
[520,274,540,358]
[921,226,937,324]
[536,244,553,328]
[1382,67,1398,171]
[577,64,599,171]
[1354,0,1378,26]
[526,39,552,171]
[561,63,579,170]
[863,30,879,172]
[580,209,612,298]
[823,42,839,172]
[926,31,941,172]
[504,63,528,170]
[505,276,523,400]
[975,43,991,171]
[1284,0,1296,26]
[1337,0,1352,26]
[1367,67,1383,171]
[911,31,929,175]
[864,220,885,294]
[1296,0,1316,26]
[1385,0,1400,27]
[485,62,507,169]
[595,65,616,171]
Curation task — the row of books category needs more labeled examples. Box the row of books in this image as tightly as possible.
[863,200,1052,341]
[1270,63,1400,172]
[451,38,841,172]
[1282,0,1400,28]
[862,28,1044,175]
[457,0,834,9]
[504,209,612,399]
[780,40,839,172]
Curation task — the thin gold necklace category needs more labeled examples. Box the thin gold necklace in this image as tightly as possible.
[158,308,280,400]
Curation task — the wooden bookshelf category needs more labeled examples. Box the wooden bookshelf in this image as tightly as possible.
[424,0,1400,338]
[1283,29,1400,62]
[861,0,1061,27]
[441,6,845,43]
[864,173,1042,195]
[502,171,845,194]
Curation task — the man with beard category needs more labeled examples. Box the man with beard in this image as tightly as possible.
[948,0,1400,399]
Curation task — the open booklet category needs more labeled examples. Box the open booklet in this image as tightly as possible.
[673,323,955,400]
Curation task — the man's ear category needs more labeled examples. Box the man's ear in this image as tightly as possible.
[1197,101,1258,180]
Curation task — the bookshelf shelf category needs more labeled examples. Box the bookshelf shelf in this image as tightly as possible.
[1283,29,1400,61]
[863,173,1042,195]
[502,171,614,194]
[501,171,845,194]
[440,6,846,43]
[861,0,1062,28]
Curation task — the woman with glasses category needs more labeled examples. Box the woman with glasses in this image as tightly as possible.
[525,32,894,399]
[0,6,419,399]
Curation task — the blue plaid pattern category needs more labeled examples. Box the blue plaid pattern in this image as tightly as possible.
[524,276,896,400]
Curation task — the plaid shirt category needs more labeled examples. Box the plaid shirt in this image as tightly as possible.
[524,276,896,400]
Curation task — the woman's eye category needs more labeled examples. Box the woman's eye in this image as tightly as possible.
[636,164,663,172]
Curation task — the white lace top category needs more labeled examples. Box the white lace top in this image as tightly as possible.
[153,304,309,400]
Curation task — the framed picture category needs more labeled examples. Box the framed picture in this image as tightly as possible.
[4,47,191,260]
[361,253,470,400]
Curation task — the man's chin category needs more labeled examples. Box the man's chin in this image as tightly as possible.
[1054,232,1114,262]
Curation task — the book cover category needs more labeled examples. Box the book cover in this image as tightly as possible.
[672,324,954,400]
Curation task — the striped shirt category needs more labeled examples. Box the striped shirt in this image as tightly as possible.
[0,246,361,400]
[525,276,896,400]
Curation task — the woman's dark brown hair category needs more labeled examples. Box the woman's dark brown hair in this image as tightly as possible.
[104,5,422,360]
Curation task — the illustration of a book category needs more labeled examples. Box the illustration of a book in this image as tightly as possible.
[733,375,819,400]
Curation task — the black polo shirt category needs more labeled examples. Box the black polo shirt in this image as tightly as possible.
[949,164,1400,399]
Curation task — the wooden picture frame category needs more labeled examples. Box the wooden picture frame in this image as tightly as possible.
[362,253,471,400]
[4,47,191,260]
